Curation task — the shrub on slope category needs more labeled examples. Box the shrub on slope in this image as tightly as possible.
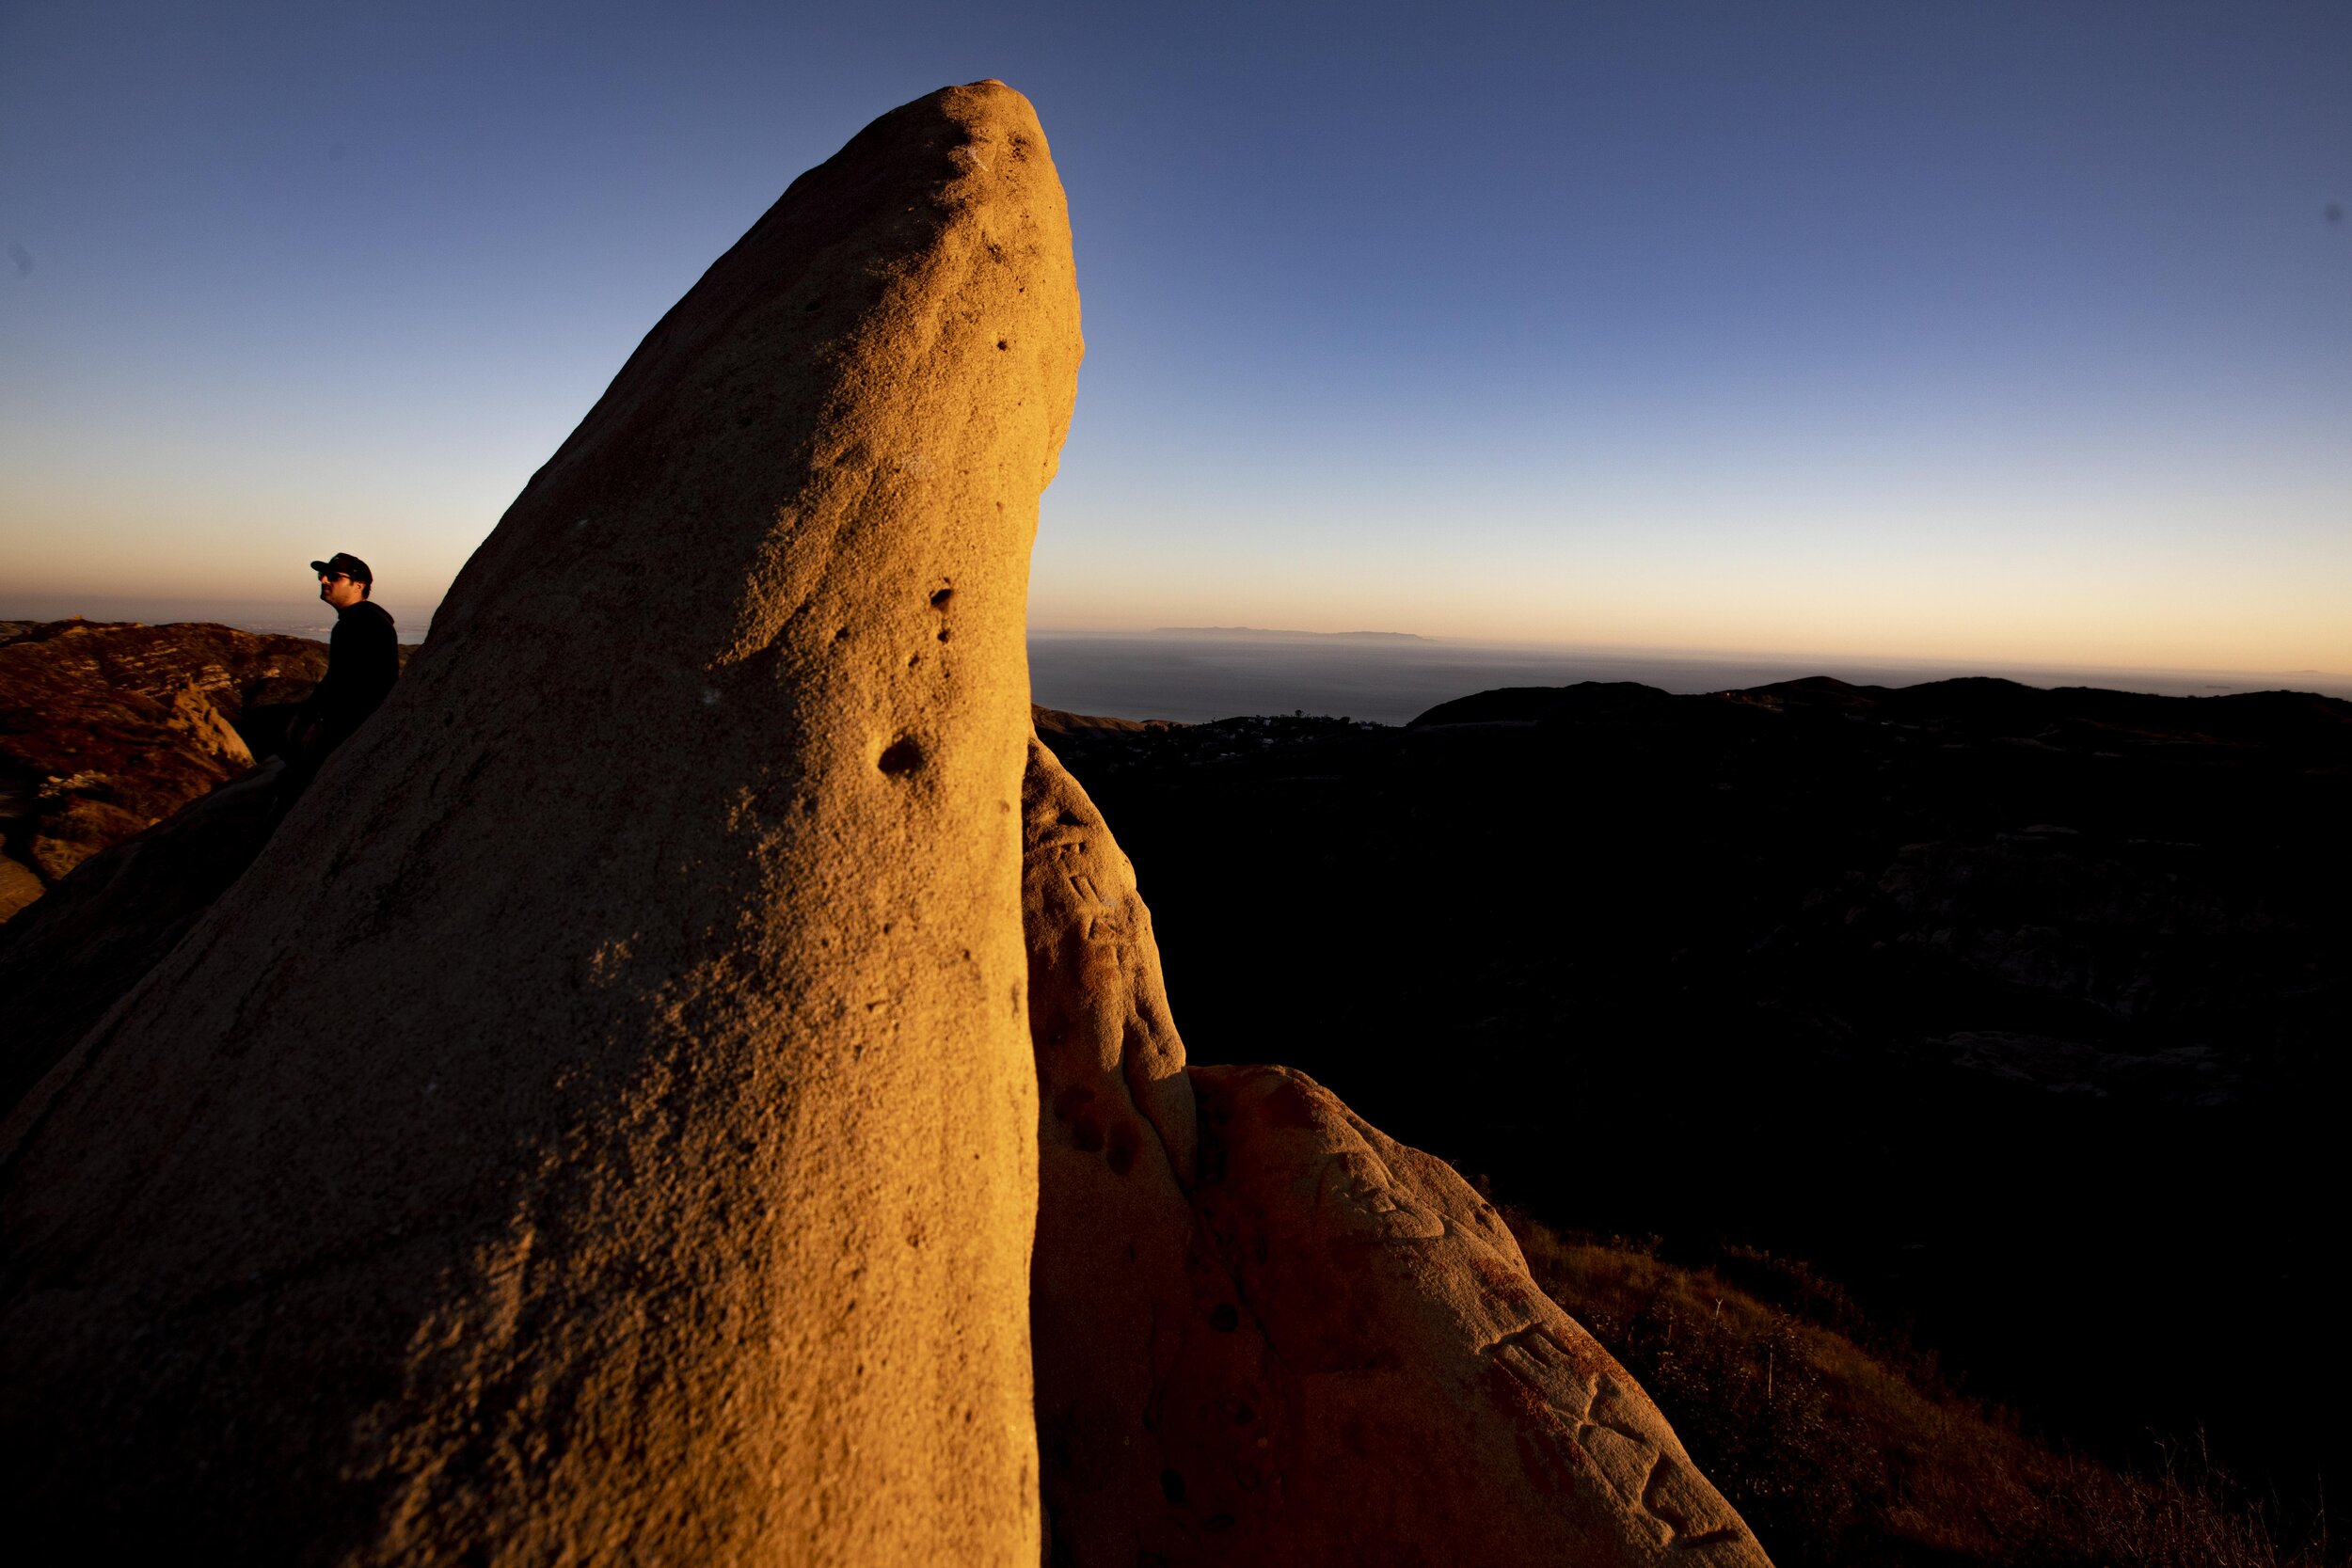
[1517,1220,2333,1568]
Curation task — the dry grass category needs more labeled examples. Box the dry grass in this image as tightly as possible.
[1512,1217,2335,1568]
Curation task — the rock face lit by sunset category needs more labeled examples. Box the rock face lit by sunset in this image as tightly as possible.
[2,7,2348,1566]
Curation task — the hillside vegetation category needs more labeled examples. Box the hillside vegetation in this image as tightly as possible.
[1518,1216,2337,1568]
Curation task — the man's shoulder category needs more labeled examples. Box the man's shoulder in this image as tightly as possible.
[346,600,398,635]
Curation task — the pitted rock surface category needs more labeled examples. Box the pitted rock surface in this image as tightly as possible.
[1,80,1080,1566]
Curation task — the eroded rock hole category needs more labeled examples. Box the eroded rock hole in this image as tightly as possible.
[930,587,954,610]
[877,736,924,776]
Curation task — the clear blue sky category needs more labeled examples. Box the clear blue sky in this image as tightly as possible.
[4,2,2347,671]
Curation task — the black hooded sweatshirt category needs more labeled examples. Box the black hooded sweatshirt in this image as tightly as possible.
[303,598,400,743]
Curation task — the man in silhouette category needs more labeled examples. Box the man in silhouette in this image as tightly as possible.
[278,551,400,810]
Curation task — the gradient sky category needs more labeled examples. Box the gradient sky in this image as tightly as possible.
[4,2,2348,672]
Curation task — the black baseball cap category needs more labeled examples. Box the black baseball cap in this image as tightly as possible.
[310,552,373,584]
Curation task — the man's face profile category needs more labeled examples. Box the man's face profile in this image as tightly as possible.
[318,571,366,610]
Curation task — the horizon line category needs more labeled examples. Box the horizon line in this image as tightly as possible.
[7,598,2348,689]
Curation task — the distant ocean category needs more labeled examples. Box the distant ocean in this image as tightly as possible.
[0,594,437,646]
[1027,628,2352,725]
[8,596,2346,725]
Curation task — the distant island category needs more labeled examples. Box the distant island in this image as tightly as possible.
[1143,626,1431,641]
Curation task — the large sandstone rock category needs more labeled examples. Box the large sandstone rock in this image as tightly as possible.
[0,618,326,913]
[1023,740,1771,1566]
[1,79,1080,1565]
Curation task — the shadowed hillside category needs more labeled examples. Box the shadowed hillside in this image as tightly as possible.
[1519,1218,2334,1568]
[1041,678,2352,1517]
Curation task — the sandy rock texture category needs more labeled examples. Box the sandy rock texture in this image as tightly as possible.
[1,79,1079,1567]
[1022,741,1771,1567]
[0,618,325,913]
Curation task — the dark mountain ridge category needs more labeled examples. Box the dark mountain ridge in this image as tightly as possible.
[1040,676,2351,1505]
